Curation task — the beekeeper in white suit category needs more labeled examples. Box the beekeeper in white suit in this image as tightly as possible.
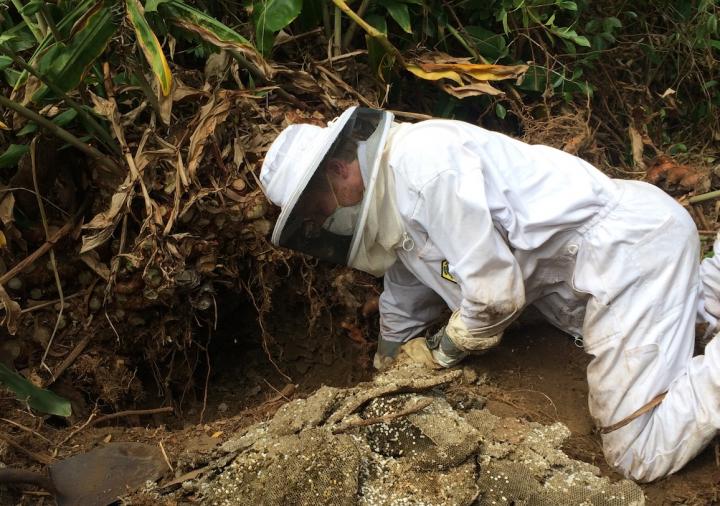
[259,106,720,482]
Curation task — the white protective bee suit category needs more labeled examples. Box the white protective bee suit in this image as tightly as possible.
[260,110,720,483]
[375,119,720,483]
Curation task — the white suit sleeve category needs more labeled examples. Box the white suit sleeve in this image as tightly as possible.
[404,142,525,332]
[379,260,446,344]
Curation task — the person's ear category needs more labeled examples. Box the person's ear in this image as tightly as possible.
[326,159,348,178]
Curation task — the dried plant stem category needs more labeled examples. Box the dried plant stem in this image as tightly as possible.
[690,190,720,204]
[0,95,122,175]
[333,6,342,56]
[0,207,84,287]
[332,397,434,433]
[30,138,64,375]
[0,431,54,465]
[60,406,174,446]
[0,417,52,444]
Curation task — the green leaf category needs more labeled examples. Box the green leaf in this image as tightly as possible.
[465,26,508,60]
[602,17,622,31]
[160,1,255,51]
[379,0,412,33]
[253,0,303,53]
[495,102,507,119]
[551,27,591,47]
[17,109,78,136]
[19,0,45,16]
[0,56,12,71]
[0,34,17,45]
[145,0,170,12]
[0,144,29,169]
[557,1,577,10]
[0,363,71,416]
[126,0,172,96]
[30,2,116,102]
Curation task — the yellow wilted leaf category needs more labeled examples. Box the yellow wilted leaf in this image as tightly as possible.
[0,230,6,249]
[126,0,173,96]
[405,64,464,86]
[0,120,9,131]
[419,62,528,82]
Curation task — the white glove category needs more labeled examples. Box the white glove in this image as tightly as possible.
[444,310,506,353]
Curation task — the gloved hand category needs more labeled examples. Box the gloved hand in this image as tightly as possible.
[423,310,504,368]
[395,338,444,369]
[373,336,444,370]
[425,326,468,368]
[372,336,404,370]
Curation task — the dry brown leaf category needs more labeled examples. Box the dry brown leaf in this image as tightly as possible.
[80,251,111,281]
[405,54,527,99]
[0,283,21,335]
[628,126,646,170]
[442,82,504,98]
[171,19,274,79]
[0,192,15,226]
[186,92,234,180]
[646,155,703,191]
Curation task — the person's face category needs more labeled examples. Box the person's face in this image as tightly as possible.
[326,158,364,206]
[300,158,365,229]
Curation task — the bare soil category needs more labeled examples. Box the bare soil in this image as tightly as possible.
[2,314,719,505]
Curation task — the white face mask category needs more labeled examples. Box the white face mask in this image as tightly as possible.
[323,203,361,235]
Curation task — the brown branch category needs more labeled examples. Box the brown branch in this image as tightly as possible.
[332,397,433,433]
[0,432,54,465]
[0,204,85,287]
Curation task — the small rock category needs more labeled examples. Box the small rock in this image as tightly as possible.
[218,402,229,413]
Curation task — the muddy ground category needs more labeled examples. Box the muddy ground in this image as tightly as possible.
[2,313,719,505]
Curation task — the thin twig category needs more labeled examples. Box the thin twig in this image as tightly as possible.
[31,138,64,375]
[315,65,377,107]
[0,418,52,444]
[332,397,434,433]
[0,432,54,465]
[0,204,85,287]
[60,407,174,446]
[21,292,83,314]
[47,332,93,386]
[199,330,211,424]
[159,440,174,473]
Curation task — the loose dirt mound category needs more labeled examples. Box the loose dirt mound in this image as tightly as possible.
[146,363,643,505]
